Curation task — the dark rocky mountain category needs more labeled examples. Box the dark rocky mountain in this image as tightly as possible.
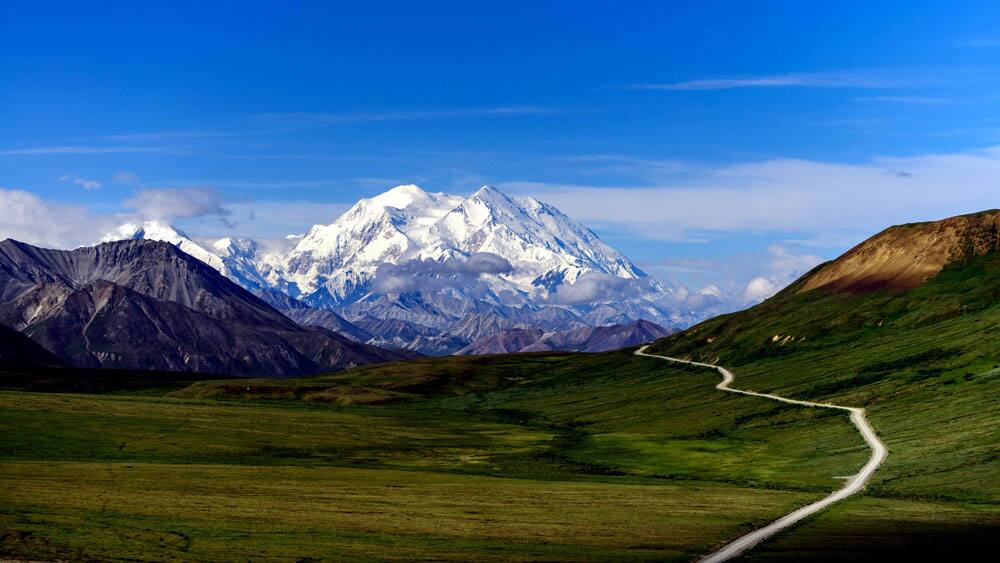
[353,316,469,355]
[254,287,374,343]
[537,319,673,353]
[455,328,546,356]
[0,239,413,377]
[0,322,67,371]
[457,320,672,355]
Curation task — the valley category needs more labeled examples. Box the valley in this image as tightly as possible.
[3,315,996,560]
[1,350,872,561]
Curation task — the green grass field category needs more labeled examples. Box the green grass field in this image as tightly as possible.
[1,350,872,561]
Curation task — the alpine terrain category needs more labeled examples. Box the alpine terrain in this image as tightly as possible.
[457,319,672,355]
[0,238,413,376]
[104,185,711,354]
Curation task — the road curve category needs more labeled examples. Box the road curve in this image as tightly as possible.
[634,345,888,563]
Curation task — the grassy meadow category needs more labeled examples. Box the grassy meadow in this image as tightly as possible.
[2,350,868,561]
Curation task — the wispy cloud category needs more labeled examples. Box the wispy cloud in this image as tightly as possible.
[58,173,102,190]
[143,178,340,191]
[560,154,690,170]
[94,130,244,142]
[255,105,551,125]
[628,71,899,91]
[957,38,1000,48]
[0,145,179,155]
[555,154,694,182]
[0,144,302,160]
[855,95,955,105]
[113,171,141,184]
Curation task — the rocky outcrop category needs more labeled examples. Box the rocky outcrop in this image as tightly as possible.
[0,239,414,377]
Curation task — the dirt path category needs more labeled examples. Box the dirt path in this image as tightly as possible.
[634,345,888,562]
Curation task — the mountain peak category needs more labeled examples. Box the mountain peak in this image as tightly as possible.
[368,184,434,210]
[101,219,223,271]
[105,219,190,242]
[466,186,547,219]
[470,185,511,203]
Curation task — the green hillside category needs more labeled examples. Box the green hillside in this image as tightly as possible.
[649,212,1000,559]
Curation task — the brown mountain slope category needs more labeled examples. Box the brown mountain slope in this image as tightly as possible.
[799,209,1000,294]
[648,209,1000,367]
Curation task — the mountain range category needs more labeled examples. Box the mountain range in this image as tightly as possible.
[0,238,412,376]
[105,185,706,354]
[456,319,673,355]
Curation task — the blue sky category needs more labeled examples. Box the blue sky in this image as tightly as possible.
[3,1,1000,300]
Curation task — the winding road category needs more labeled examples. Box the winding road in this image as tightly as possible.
[634,345,888,563]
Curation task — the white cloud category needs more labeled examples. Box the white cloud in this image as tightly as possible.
[372,253,514,295]
[499,146,1000,241]
[255,106,550,126]
[113,171,140,184]
[855,96,955,105]
[58,173,103,190]
[551,272,633,305]
[0,188,115,248]
[743,277,779,302]
[0,146,174,155]
[740,246,824,304]
[123,187,229,221]
[628,71,898,91]
[642,243,824,311]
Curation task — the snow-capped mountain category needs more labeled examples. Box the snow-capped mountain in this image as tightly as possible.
[102,221,282,295]
[428,186,645,292]
[277,184,648,307]
[103,221,225,271]
[282,185,466,305]
[101,184,683,354]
